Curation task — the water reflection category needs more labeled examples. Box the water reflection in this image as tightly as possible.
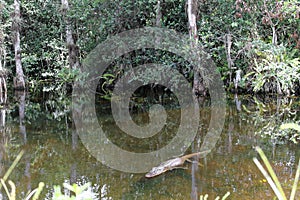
[0,95,298,199]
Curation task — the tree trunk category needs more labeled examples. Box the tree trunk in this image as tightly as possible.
[15,90,26,142]
[155,0,162,27]
[12,0,25,90]
[61,0,80,70]
[187,0,198,45]
[0,1,7,103]
[225,33,233,84]
[187,0,206,96]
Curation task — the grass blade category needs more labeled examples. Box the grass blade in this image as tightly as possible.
[8,181,16,200]
[24,188,38,200]
[0,150,25,190]
[255,146,287,199]
[1,179,12,200]
[221,192,230,200]
[253,157,285,200]
[32,182,45,200]
[289,158,300,200]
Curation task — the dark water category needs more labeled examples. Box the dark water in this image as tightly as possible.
[0,95,299,199]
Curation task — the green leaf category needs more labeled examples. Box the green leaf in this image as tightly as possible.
[280,123,300,132]
[231,22,238,27]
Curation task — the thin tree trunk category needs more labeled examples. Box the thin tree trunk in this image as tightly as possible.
[225,33,233,84]
[187,0,198,45]
[191,141,200,200]
[12,0,25,90]
[0,106,6,127]
[263,0,277,46]
[14,90,26,142]
[187,0,206,96]
[156,0,162,27]
[0,1,7,103]
[61,0,80,70]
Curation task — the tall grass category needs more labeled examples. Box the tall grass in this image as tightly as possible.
[0,150,45,200]
[253,146,300,200]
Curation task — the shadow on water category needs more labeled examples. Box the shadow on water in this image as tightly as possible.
[0,93,299,199]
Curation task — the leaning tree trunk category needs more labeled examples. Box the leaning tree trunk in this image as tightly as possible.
[61,0,80,70]
[187,0,206,97]
[12,0,25,90]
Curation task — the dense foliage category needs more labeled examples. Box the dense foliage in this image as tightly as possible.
[0,0,299,96]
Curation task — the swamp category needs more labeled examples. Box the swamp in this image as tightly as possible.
[0,0,299,199]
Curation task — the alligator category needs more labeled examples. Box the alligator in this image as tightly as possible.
[145,150,210,178]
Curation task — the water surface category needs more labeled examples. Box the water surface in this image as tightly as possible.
[0,95,299,199]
